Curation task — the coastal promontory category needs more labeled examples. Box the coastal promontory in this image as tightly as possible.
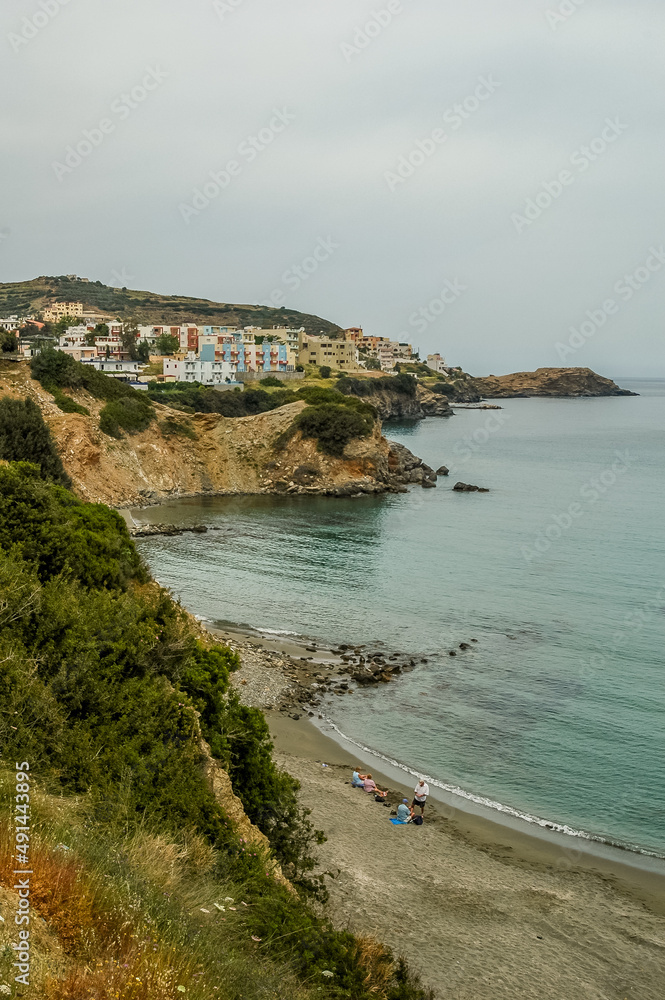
[471,367,636,398]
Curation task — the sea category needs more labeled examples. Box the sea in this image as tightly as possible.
[131,378,665,861]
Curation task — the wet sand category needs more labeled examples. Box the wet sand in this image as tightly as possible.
[267,711,665,1000]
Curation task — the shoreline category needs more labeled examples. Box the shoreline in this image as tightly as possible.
[266,708,665,999]
[210,621,665,888]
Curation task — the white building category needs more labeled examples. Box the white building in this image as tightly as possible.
[427,353,447,373]
[81,358,142,380]
[163,347,238,386]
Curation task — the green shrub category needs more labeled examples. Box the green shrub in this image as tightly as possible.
[318,365,332,379]
[51,387,90,415]
[259,375,284,387]
[158,416,197,440]
[31,346,147,404]
[0,462,144,588]
[0,464,434,998]
[0,396,71,485]
[431,381,455,396]
[0,330,17,352]
[99,395,155,437]
[294,403,374,457]
[337,373,417,398]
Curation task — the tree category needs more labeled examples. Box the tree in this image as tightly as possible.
[0,330,18,353]
[0,396,71,486]
[136,340,151,363]
[54,315,80,337]
[120,321,139,360]
[318,365,332,379]
[155,333,180,356]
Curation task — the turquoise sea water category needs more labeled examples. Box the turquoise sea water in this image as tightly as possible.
[133,378,665,858]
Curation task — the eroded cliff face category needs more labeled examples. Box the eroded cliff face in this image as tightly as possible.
[0,363,424,505]
[471,368,636,398]
[341,383,454,420]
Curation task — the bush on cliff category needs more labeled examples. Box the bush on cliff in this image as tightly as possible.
[293,403,375,457]
[31,346,156,435]
[0,461,144,588]
[31,346,137,402]
[99,394,155,437]
[337,373,417,398]
[0,395,71,486]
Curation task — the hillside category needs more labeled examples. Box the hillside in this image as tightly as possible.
[0,460,432,1000]
[0,359,428,506]
[472,367,636,397]
[0,275,344,337]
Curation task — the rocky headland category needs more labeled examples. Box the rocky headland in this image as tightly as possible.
[0,361,445,506]
[471,367,636,398]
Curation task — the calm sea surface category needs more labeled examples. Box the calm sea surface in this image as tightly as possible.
[133,378,665,858]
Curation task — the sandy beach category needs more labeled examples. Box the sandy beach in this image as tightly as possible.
[269,712,665,1000]
[222,631,665,1000]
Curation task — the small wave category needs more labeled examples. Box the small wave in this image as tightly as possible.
[318,715,665,861]
[259,628,303,638]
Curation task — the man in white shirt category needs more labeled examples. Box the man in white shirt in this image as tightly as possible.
[412,779,430,817]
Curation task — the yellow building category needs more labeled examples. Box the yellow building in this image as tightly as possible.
[43,301,84,322]
[298,336,359,370]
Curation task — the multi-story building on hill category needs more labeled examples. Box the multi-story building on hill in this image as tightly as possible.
[426,353,448,373]
[43,301,84,322]
[162,344,239,385]
[298,335,358,370]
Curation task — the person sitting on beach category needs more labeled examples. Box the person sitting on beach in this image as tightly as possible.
[396,798,413,823]
[352,768,367,788]
[363,773,388,798]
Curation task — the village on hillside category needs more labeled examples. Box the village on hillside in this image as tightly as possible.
[0,299,454,388]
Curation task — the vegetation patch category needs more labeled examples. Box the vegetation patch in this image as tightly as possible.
[291,403,374,457]
[0,396,71,485]
[337,373,417,398]
[0,460,433,998]
[50,386,90,415]
[159,415,198,440]
[99,395,155,438]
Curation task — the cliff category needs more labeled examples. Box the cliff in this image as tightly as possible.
[471,367,636,398]
[338,377,454,420]
[0,361,428,505]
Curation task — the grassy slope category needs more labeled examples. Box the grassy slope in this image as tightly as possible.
[0,276,344,338]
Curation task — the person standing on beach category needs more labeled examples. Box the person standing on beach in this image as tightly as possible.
[412,779,429,817]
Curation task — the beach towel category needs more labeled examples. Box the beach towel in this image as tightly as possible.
[390,818,408,826]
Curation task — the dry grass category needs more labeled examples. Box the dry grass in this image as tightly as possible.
[0,778,317,1000]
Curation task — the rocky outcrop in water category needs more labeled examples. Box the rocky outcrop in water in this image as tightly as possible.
[453,482,490,493]
[386,441,439,488]
[471,368,637,398]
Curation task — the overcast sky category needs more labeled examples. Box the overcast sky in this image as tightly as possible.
[2,0,664,377]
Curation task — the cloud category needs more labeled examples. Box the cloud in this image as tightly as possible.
[1,0,663,376]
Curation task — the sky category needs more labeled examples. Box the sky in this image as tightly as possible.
[2,0,664,377]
